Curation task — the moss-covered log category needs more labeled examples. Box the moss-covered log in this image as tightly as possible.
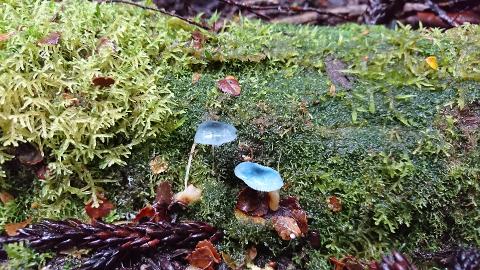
[1,0,479,268]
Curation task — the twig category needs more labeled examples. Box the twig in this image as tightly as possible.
[105,0,210,30]
[425,0,459,27]
[220,0,349,21]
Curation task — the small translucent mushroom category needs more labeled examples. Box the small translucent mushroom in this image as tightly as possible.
[234,162,284,211]
[183,121,237,189]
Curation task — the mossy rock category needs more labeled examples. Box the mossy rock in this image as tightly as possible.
[1,0,479,269]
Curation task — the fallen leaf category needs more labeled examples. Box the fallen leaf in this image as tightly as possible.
[290,209,308,234]
[0,192,14,204]
[96,37,117,53]
[192,30,205,50]
[85,193,115,220]
[35,165,50,180]
[192,72,202,84]
[62,92,80,107]
[221,252,238,269]
[133,205,155,223]
[187,240,221,270]
[325,56,353,89]
[271,216,302,240]
[327,196,342,212]
[149,156,168,175]
[425,56,438,70]
[0,32,14,42]
[217,76,241,96]
[155,181,173,205]
[15,143,43,166]
[4,218,32,236]
[236,188,269,217]
[92,76,115,88]
[174,184,202,205]
[38,31,61,46]
[246,246,257,263]
[234,209,266,224]
[330,256,369,270]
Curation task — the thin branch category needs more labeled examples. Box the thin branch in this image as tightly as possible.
[106,0,210,30]
[220,0,349,21]
[425,0,459,27]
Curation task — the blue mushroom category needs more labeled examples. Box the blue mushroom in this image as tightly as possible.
[234,162,284,211]
[184,121,237,188]
[194,121,237,146]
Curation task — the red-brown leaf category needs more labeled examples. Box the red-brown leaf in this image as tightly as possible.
[0,32,14,42]
[96,37,117,53]
[187,240,221,270]
[85,194,115,220]
[0,192,14,204]
[192,30,205,50]
[236,188,269,217]
[35,165,50,180]
[133,205,155,223]
[4,218,32,236]
[217,76,241,96]
[291,209,308,234]
[38,32,61,46]
[271,216,302,241]
[155,181,173,205]
[327,196,342,212]
[92,76,115,88]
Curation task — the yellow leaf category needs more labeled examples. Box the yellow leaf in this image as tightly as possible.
[425,56,438,70]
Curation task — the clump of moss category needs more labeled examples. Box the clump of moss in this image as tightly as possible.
[0,0,182,208]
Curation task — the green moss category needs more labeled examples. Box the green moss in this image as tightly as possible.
[1,0,480,269]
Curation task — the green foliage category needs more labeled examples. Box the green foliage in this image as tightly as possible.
[1,242,52,270]
[0,0,180,207]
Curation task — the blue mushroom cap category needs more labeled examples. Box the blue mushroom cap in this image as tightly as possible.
[194,121,237,146]
[234,162,284,192]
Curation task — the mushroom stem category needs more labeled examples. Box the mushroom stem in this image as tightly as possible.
[212,145,215,174]
[184,143,197,189]
[267,190,280,211]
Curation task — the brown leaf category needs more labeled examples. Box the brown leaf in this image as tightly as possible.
[62,92,80,107]
[0,192,14,204]
[234,209,266,224]
[236,188,269,217]
[96,37,117,53]
[246,246,257,263]
[133,205,155,223]
[330,256,369,270]
[325,56,353,89]
[149,156,168,175]
[38,31,61,46]
[155,181,173,205]
[4,218,32,236]
[187,240,221,270]
[92,76,115,88]
[271,216,302,240]
[217,76,241,96]
[35,165,50,180]
[290,209,308,234]
[192,72,202,84]
[15,143,43,166]
[85,194,115,220]
[221,252,238,270]
[0,32,14,42]
[327,196,342,212]
[192,30,205,50]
